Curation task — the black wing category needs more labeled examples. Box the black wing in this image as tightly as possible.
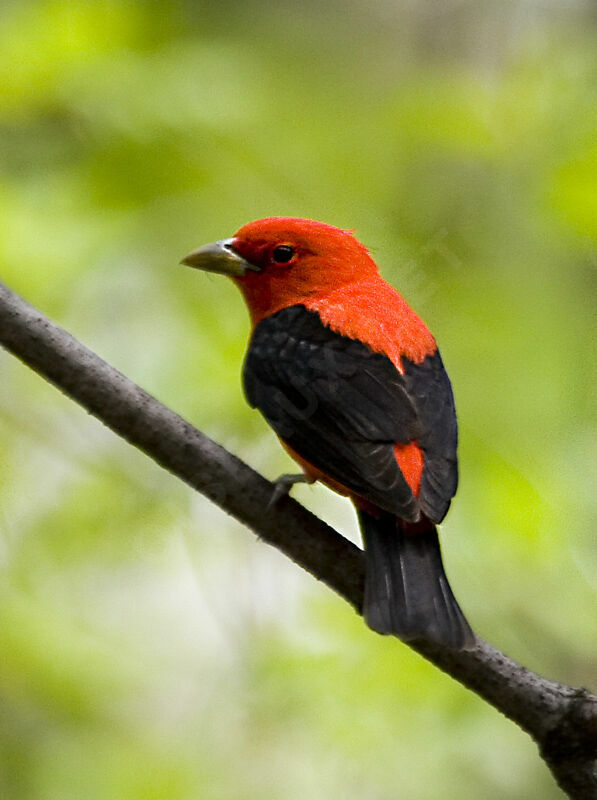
[402,352,458,521]
[243,305,457,523]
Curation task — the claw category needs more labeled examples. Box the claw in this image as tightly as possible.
[268,473,314,509]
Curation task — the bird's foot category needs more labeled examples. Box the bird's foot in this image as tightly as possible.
[268,473,314,509]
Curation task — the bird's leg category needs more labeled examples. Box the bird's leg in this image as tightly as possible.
[268,472,315,508]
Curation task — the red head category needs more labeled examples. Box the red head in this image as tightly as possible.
[182,217,380,326]
[231,217,376,278]
[182,216,436,364]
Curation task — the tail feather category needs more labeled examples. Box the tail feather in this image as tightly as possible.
[359,510,475,650]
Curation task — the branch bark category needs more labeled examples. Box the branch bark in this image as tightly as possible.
[0,281,595,799]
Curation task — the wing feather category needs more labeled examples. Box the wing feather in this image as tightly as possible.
[243,305,457,522]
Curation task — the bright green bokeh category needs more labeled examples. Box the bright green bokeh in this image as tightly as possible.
[1,2,596,797]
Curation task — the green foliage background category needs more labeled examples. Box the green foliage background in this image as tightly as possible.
[1,1,596,797]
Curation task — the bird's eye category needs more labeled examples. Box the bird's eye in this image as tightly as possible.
[271,245,295,264]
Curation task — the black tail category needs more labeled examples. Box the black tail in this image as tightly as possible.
[359,510,475,650]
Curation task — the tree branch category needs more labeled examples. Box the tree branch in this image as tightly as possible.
[0,281,595,799]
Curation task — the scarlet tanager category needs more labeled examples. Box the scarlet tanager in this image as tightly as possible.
[182,217,474,649]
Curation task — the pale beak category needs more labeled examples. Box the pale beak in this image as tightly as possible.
[180,239,258,277]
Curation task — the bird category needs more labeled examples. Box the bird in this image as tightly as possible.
[181,217,474,649]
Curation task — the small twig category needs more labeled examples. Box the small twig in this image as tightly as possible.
[0,281,595,799]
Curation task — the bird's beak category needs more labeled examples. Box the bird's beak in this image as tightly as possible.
[180,239,258,277]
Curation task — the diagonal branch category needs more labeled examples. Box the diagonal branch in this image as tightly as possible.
[0,281,595,799]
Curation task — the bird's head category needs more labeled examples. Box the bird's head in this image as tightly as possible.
[181,217,380,325]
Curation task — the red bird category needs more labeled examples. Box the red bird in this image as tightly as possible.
[182,217,474,649]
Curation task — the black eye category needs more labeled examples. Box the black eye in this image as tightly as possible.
[272,245,295,264]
